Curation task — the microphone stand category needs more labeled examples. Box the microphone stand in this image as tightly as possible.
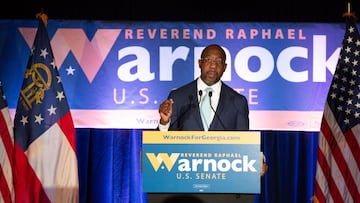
[208,91,226,130]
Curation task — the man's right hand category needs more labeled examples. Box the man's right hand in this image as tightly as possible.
[158,98,174,125]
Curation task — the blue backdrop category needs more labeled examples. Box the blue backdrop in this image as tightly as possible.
[0,20,349,131]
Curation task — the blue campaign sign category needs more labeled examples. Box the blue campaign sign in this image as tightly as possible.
[142,131,261,193]
[0,20,351,131]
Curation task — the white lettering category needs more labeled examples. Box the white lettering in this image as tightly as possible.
[117,46,155,81]
[177,155,256,172]
[115,38,339,83]
[277,46,308,82]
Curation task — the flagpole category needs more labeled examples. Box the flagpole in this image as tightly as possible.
[35,8,48,26]
[342,2,357,20]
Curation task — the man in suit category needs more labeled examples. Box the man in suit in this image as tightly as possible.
[154,44,266,203]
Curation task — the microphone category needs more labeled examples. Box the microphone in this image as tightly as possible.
[198,89,203,101]
[198,90,202,107]
[208,91,226,130]
[169,90,203,130]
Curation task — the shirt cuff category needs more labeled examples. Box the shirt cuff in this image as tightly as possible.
[158,121,170,131]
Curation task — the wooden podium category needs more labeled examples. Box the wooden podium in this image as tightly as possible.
[142,131,261,195]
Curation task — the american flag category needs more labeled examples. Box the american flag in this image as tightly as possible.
[313,18,360,203]
[0,82,14,203]
[13,18,79,202]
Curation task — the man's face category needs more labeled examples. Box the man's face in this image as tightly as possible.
[198,48,227,86]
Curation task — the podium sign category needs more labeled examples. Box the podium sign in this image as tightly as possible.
[142,131,261,193]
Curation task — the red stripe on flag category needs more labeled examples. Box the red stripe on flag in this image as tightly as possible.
[314,151,326,203]
[344,129,360,172]
[57,112,76,151]
[342,129,360,201]
[0,104,14,203]
[0,112,13,167]
[0,167,12,203]
[319,117,345,203]
[322,113,359,201]
[13,143,51,203]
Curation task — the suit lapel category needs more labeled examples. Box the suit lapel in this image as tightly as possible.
[190,81,205,130]
[215,84,226,117]
[209,84,227,130]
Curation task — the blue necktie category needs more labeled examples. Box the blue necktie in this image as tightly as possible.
[200,87,213,131]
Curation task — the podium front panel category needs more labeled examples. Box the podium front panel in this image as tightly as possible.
[142,131,261,194]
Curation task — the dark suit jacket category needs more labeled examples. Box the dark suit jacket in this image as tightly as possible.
[167,80,249,131]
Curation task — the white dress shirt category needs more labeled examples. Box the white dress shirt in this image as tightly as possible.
[197,78,221,124]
